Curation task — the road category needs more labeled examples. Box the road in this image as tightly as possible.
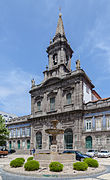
[0,165,110,180]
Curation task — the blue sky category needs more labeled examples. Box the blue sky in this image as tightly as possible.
[0,0,110,116]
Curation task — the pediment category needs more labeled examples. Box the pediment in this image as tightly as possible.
[47,90,58,97]
[42,77,61,87]
[34,95,43,101]
[63,85,74,92]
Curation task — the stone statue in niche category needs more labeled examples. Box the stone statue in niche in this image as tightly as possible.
[31,78,35,87]
[76,60,80,70]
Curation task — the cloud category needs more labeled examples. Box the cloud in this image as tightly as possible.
[0,68,42,116]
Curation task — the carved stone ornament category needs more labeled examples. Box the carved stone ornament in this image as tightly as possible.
[31,78,35,87]
[76,60,80,70]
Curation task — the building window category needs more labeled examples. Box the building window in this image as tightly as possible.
[13,141,16,148]
[9,131,11,138]
[106,116,110,129]
[26,127,30,137]
[53,54,58,65]
[37,101,41,111]
[86,136,92,149]
[96,117,102,130]
[86,120,92,131]
[36,132,42,149]
[13,129,16,138]
[22,140,25,149]
[96,137,102,145]
[66,93,71,105]
[50,97,55,111]
[17,140,20,149]
[64,128,73,149]
[106,137,110,144]
[9,141,12,149]
[20,128,22,137]
[27,140,30,149]
[75,135,77,143]
[11,129,13,138]
[22,128,25,137]
[17,129,20,137]
[86,84,89,93]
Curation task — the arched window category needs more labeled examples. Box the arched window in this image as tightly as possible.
[36,132,42,149]
[86,136,92,149]
[66,93,71,105]
[64,128,73,149]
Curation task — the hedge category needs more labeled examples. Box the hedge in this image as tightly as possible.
[49,162,63,172]
[15,158,25,163]
[10,159,24,168]
[84,158,99,168]
[27,157,33,161]
[24,160,40,171]
[73,162,88,171]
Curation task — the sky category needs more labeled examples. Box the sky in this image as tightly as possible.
[0,0,110,116]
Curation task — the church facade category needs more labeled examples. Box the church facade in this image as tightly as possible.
[7,13,110,153]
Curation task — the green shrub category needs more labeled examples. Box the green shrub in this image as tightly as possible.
[10,159,24,168]
[73,162,88,171]
[84,158,99,168]
[49,162,63,172]
[15,158,25,163]
[24,160,40,171]
[27,157,33,161]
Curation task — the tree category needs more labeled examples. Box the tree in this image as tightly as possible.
[0,115,9,146]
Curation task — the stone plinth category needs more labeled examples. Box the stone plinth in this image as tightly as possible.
[35,153,76,167]
[50,145,57,153]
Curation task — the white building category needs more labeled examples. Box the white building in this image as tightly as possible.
[0,111,17,124]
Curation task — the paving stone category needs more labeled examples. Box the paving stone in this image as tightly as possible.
[97,173,110,180]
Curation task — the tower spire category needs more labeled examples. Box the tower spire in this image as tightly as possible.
[55,10,65,36]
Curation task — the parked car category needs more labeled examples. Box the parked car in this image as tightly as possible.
[0,148,8,157]
[63,150,92,161]
[86,149,98,157]
[98,150,110,158]
[8,149,16,154]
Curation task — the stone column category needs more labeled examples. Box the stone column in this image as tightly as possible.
[30,124,34,149]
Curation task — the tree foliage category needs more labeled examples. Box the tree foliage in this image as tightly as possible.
[0,115,9,146]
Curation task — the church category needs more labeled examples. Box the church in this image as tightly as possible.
[7,13,110,153]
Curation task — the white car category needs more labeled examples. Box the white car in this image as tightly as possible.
[86,149,98,157]
[98,150,110,158]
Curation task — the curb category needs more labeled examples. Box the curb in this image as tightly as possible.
[3,165,106,178]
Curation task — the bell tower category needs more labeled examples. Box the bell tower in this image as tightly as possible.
[43,12,73,81]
